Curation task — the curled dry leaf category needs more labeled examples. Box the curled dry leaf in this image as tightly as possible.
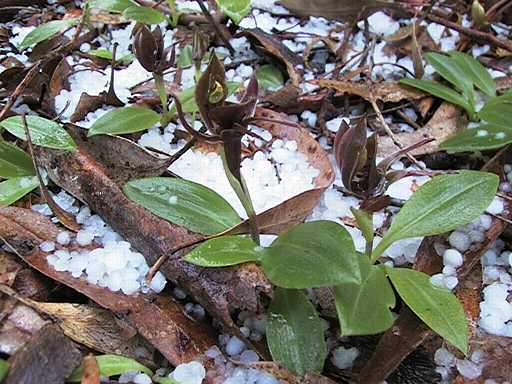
[3,324,82,384]
[228,107,335,235]
[68,125,172,185]
[0,207,216,366]
[358,207,508,382]
[315,79,426,104]
[240,29,303,86]
[377,102,464,157]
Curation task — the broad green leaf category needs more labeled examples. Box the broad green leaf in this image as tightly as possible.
[89,0,137,12]
[424,52,474,102]
[267,288,326,376]
[88,106,160,136]
[440,123,512,152]
[68,355,153,382]
[0,176,38,206]
[0,358,8,381]
[184,235,261,267]
[89,48,134,64]
[479,96,512,127]
[0,116,76,151]
[123,5,166,24]
[399,78,473,114]
[177,45,193,68]
[449,51,496,97]
[334,256,395,335]
[0,140,34,178]
[123,177,241,235]
[18,19,78,50]
[373,170,498,260]
[387,267,468,355]
[170,81,239,115]
[216,0,251,24]
[260,221,361,288]
[255,65,284,91]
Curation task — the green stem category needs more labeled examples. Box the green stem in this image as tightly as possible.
[220,147,260,245]
[154,73,172,127]
[370,238,393,264]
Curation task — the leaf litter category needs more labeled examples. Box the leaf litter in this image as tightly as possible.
[0,0,512,383]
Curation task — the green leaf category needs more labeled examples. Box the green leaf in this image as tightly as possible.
[89,48,134,64]
[177,45,193,68]
[479,96,512,127]
[440,123,512,152]
[449,51,496,97]
[89,0,137,12]
[334,256,395,335]
[400,78,473,114]
[424,52,474,102]
[0,116,76,151]
[255,65,284,91]
[0,176,38,206]
[154,377,179,384]
[123,5,166,24]
[18,19,78,50]
[184,235,261,267]
[170,81,239,115]
[373,170,498,260]
[267,288,326,376]
[68,355,153,382]
[0,140,34,178]
[0,358,8,381]
[387,267,468,355]
[350,207,374,245]
[216,0,251,24]
[123,177,241,235]
[260,221,361,288]
[88,106,160,136]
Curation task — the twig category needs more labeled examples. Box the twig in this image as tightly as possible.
[423,12,512,52]
[368,93,425,170]
[485,0,512,22]
[195,0,235,55]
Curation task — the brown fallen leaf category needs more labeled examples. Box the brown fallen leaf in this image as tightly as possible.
[67,125,172,185]
[3,324,82,384]
[230,107,335,235]
[377,102,465,157]
[315,79,426,104]
[239,29,303,86]
[0,284,156,368]
[81,354,100,384]
[0,207,216,366]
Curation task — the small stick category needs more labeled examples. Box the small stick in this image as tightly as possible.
[195,0,235,55]
[368,93,425,170]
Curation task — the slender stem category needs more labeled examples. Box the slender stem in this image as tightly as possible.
[154,73,172,126]
[220,147,259,245]
[195,0,235,55]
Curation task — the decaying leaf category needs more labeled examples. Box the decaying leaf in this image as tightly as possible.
[315,79,426,104]
[3,324,82,384]
[240,29,303,86]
